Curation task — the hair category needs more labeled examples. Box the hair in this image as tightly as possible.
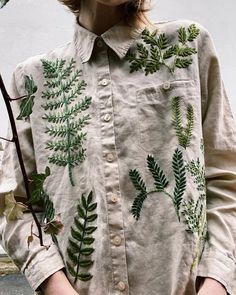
[58,0,151,24]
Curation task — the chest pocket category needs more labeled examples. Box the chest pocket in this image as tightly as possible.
[136,80,199,153]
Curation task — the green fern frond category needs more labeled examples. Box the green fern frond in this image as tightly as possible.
[41,58,92,186]
[127,24,200,75]
[131,191,148,221]
[178,27,187,44]
[175,58,193,68]
[66,191,97,284]
[147,155,169,191]
[172,148,186,220]
[171,96,194,149]
[129,169,148,220]
[188,24,200,41]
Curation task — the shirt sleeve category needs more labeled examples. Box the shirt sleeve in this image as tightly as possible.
[0,64,65,291]
[197,27,236,294]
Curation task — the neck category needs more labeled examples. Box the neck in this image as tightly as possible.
[78,1,126,35]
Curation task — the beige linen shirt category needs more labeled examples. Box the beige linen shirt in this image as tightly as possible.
[0,18,236,295]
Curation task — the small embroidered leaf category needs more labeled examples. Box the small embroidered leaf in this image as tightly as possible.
[177,47,197,57]
[4,192,27,222]
[147,155,169,191]
[178,27,187,44]
[172,148,186,220]
[131,191,147,221]
[171,96,194,149]
[77,272,93,282]
[30,166,50,204]
[129,169,147,192]
[0,0,10,9]
[157,34,168,49]
[163,45,176,59]
[188,24,200,41]
[175,58,193,68]
[141,28,158,46]
[66,191,97,283]
[80,247,95,256]
[43,214,64,235]
[17,75,38,120]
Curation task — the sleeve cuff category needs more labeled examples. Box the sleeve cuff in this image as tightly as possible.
[197,248,235,295]
[23,243,65,291]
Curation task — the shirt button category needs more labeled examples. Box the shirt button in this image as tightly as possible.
[103,114,111,122]
[112,235,122,246]
[162,81,171,90]
[99,79,108,86]
[111,194,118,203]
[117,281,126,291]
[106,153,114,162]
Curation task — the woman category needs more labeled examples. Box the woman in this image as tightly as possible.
[0,0,235,294]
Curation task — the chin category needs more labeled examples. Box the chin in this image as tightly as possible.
[96,0,129,6]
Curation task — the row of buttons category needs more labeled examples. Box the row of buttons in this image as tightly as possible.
[98,68,126,293]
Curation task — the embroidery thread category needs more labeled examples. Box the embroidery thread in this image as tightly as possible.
[127,24,200,75]
[171,96,194,149]
[130,148,186,221]
[41,58,92,186]
[66,191,97,283]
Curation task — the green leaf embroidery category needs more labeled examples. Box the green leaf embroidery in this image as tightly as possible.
[129,169,148,220]
[130,149,186,221]
[172,148,186,220]
[66,191,97,284]
[171,96,194,149]
[0,0,10,8]
[147,155,169,191]
[127,24,200,75]
[41,58,92,186]
[17,75,38,120]
[183,157,208,270]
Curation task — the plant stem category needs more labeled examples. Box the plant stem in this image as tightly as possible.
[0,74,44,246]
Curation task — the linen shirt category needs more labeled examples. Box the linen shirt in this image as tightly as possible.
[0,18,236,295]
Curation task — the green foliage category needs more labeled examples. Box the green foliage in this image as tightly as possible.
[0,0,10,8]
[42,191,55,223]
[147,155,169,191]
[127,23,200,75]
[182,198,203,234]
[17,75,38,120]
[66,191,97,284]
[172,148,186,220]
[41,58,92,186]
[186,158,206,199]
[129,169,148,220]
[29,166,50,204]
[171,96,194,149]
[130,149,186,221]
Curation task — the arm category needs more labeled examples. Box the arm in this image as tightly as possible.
[196,26,236,295]
[0,65,65,291]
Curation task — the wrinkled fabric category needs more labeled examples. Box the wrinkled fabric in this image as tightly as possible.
[0,18,236,295]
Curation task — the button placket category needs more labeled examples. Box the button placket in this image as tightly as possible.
[97,50,129,293]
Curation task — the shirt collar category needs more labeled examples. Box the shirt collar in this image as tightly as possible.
[73,18,146,63]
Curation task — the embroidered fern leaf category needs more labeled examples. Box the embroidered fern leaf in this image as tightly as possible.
[171,96,194,149]
[127,24,200,75]
[147,155,169,191]
[42,192,55,223]
[172,148,186,220]
[186,159,206,198]
[178,27,187,44]
[129,169,148,220]
[41,58,92,186]
[66,191,97,284]
[17,75,38,120]
[187,24,200,42]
